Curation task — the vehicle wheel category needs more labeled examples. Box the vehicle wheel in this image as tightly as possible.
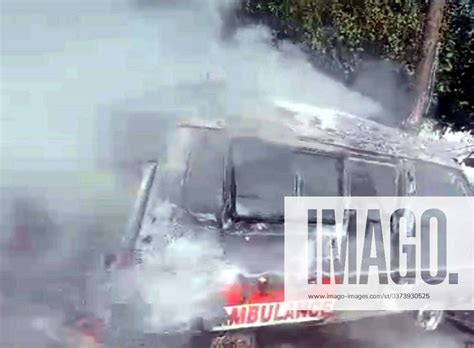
[415,310,444,331]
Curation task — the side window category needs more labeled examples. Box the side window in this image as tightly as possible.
[230,138,343,219]
[348,158,398,196]
[295,152,341,197]
[231,137,295,218]
[414,162,469,196]
[462,152,474,167]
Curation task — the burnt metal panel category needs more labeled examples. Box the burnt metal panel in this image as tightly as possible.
[123,161,158,250]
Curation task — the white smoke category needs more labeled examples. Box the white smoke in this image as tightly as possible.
[1,0,382,172]
[0,0,388,343]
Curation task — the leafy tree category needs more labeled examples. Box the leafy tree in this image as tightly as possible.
[240,0,472,132]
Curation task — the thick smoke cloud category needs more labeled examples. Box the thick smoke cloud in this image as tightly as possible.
[1,0,383,170]
[0,0,385,345]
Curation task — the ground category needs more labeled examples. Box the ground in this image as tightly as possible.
[1,300,473,348]
[256,314,473,348]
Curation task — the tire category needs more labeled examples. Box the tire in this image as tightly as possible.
[415,310,444,331]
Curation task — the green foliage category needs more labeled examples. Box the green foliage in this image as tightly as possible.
[244,0,425,70]
[435,0,473,131]
[243,0,473,131]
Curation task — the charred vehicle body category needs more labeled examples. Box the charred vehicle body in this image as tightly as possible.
[109,105,473,346]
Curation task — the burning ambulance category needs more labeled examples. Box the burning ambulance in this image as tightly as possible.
[107,103,472,347]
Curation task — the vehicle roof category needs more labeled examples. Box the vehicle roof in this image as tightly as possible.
[178,101,463,170]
